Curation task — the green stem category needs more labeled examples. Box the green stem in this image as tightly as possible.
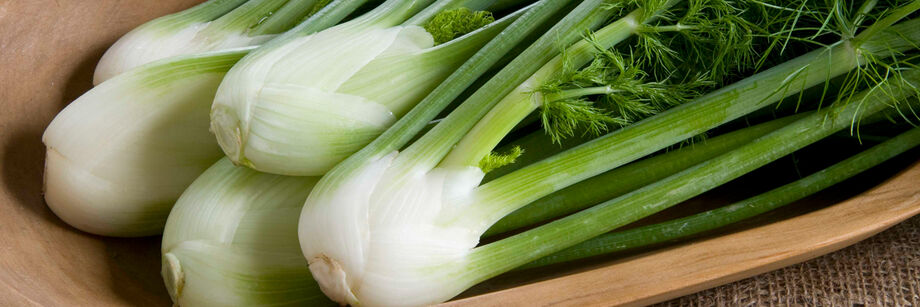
[522,125,920,269]
[461,69,920,286]
[139,47,256,87]
[316,0,608,189]
[852,0,920,47]
[167,0,249,24]
[359,0,441,28]
[484,114,802,237]
[850,0,879,30]
[648,23,697,33]
[436,8,647,169]
[258,0,372,48]
[249,0,322,35]
[208,0,292,32]
[272,0,433,38]
[544,86,615,102]
[462,18,920,233]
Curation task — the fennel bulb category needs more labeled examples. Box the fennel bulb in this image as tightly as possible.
[161,158,332,306]
[94,0,325,84]
[299,153,486,306]
[210,0,513,176]
[44,49,251,237]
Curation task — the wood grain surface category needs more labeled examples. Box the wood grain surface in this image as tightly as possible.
[1,1,918,306]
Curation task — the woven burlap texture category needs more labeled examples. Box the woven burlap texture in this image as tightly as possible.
[657,215,920,306]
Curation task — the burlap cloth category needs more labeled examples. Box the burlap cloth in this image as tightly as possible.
[656,216,920,306]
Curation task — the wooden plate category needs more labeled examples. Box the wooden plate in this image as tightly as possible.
[2,1,919,306]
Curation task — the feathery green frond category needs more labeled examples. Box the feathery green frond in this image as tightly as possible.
[637,0,762,80]
[726,0,920,124]
[777,0,920,113]
[533,0,770,144]
[538,41,713,142]
[540,98,627,143]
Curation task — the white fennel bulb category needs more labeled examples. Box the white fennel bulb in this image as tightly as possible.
[299,152,488,306]
[161,158,333,306]
[43,49,251,237]
[210,4,509,176]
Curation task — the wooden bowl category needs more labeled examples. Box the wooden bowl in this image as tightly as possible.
[2,1,919,306]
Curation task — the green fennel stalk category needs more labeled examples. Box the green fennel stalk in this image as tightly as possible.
[521,124,920,268]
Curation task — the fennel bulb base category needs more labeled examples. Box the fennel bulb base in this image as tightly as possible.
[209,106,249,169]
[162,253,185,304]
[309,254,358,305]
[43,148,169,237]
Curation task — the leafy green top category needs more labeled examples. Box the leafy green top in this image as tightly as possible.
[479,146,524,174]
[424,8,495,45]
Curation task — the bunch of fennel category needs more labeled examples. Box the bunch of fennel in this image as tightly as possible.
[39,0,920,306]
[296,0,920,305]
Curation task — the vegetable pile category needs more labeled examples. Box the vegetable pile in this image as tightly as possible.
[42,0,920,306]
